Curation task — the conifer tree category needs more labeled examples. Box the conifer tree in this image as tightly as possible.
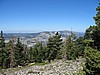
[23,44,29,64]
[47,32,62,62]
[84,46,100,75]
[65,33,79,60]
[3,44,10,68]
[32,42,45,63]
[47,37,55,62]
[76,37,85,56]
[29,47,34,63]
[15,38,25,66]
[84,4,100,75]
[0,31,10,69]
[0,31,5,68]
[84,4,100,50]
[8,39,15,68]
[53,32,62,59]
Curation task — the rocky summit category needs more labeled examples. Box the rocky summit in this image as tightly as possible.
[0,58,84,75]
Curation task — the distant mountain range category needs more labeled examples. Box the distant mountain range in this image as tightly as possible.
[4,30,84,39]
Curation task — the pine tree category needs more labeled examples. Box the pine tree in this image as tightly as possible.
[47,37,55,62]
[84,4,100,50]
[23,44,29,64]
[65,33,79,60]
[47,32,62,62]
[8,39,15,68]
[76,37,85,56]
[29,47,34,63]
[0,31,10,69]
[54,32,62,59]
[3,44,10,68]
[84,4,100,75]
[84,46,100,75]
[0,31,5,68]
[92,4,100,50]
[15,38,25,66]
[32,42,45,63]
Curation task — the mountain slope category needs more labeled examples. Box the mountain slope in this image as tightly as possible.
[4,30,84,39]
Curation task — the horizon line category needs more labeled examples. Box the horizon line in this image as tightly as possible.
[2,30,84,33]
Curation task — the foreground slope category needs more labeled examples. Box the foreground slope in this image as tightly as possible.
[0,58,84,75]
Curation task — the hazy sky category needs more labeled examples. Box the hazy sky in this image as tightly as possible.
[0,0,99,33]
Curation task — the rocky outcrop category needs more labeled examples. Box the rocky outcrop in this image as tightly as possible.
[0,58,84,75]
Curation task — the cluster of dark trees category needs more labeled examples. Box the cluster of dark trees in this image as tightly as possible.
[83,4,100,75]
[0,3,100,75]
[0,30,83,69]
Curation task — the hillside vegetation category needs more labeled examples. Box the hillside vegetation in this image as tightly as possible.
[0,3,100,75]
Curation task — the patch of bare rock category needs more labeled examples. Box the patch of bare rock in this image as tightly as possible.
[0,58,84,75]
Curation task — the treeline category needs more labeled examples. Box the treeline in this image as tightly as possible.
[0,3,100,75]
[0,31,83,68]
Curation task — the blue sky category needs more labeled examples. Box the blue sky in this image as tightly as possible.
[0,0,99,33]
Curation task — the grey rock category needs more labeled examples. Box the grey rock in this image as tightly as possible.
[0,58,84,75]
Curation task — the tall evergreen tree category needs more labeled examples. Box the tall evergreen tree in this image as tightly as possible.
[15,38,25,66]
[0,31,10,69]
[84,4,100,75]
[84,46,100,75]
[29,47,34,63]
[47,32,62,62]
[84,4,100,50]
[76,37,85,56]
[32,42,45,63]
[54,32,62,59]
[23,44,29,64]
[8,39,15,68]
[47,37,55,62]
[65,33,79,60]
[0,31,5,68]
